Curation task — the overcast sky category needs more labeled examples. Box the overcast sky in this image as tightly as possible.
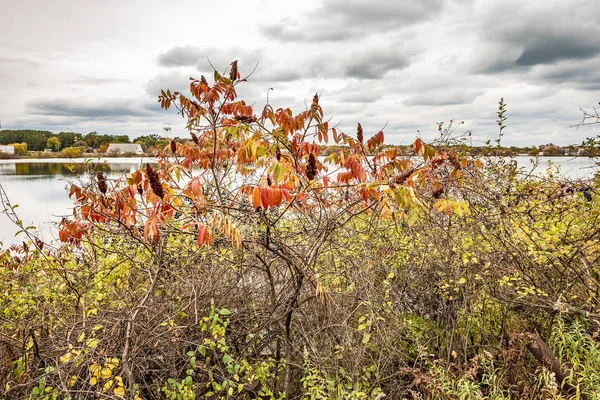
[1,0,599,146]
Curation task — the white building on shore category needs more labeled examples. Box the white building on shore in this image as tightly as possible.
[105,143,143,155]
[0,145,15,154]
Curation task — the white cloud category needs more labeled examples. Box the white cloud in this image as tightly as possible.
[0,0,598,145]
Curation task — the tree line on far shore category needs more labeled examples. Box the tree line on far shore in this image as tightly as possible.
[1,129,597,157]
[0,130,183,154]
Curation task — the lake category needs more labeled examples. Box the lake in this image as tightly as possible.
[0,156,598,247]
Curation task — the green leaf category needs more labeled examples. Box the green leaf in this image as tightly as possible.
[362,333,371,344]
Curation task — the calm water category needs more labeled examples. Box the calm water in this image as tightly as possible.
[0,156,597,247]
[0,158,152,247]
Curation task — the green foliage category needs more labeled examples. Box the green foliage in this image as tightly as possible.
[301,358,382,399]
[133,134,166,152]
[0,130,53,151]
[57,131,79,149]
[162,303,281,399]
[29,374,60,400]
[0,130,136,153]
[46,136,61,151]
[547,318,600,398]
[422,356,511,400]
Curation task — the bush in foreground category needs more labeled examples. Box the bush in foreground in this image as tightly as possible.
[1,63,600,399]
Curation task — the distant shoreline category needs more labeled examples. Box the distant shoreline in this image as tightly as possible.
[0,152,154,160]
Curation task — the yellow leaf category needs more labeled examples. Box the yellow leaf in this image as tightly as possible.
[114,385,125,396]
[101,367,113,379]
[89,363,101,376]
[68,376,77,387]
[458,277,467,284]
[452,350,457,359]
[89,376,98,386]
[77,332,86,343]
[86,338,99,348]
[59,353,72,363]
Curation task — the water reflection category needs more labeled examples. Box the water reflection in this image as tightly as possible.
[10,161,145,176]
[0,157,597,247]
[0,158,153,246]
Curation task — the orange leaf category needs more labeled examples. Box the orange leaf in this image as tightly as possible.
[272,188,282,206]
[337,171,353,183]
[415,138,424,155]
[261,187,270,209]
[281,189,292,202]
[252,186,261,209]
[197,224,207,246]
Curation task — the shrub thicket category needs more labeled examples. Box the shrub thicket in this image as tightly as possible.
[1,64,599,400]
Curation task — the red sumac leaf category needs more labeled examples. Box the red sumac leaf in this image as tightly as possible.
[197,224,207,246]
[281,189,292,202]
[261,187,270,209]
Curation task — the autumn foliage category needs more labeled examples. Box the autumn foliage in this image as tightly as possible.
[3,62,600,400]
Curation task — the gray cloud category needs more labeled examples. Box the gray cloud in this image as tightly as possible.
[157,46,201,67]
[3,0,599,146]
[476,2,600,73]
[259,21,351,43]
[157,46,264,72]
[516,35,600,66]
[26,98,154,118]
[534,58,600,91]
[344,50,408,79]
[145,70,195,96]
[404,89,483,106]
[154,44,410,88]
[260,0,445,42]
